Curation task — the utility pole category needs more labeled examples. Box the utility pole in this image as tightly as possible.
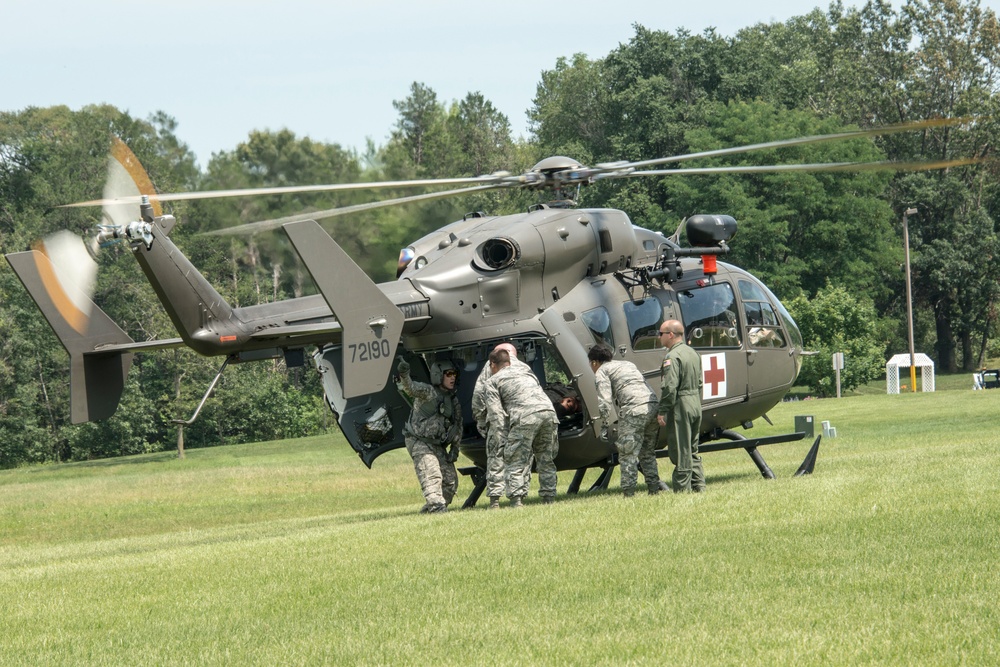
[903,207,918,393]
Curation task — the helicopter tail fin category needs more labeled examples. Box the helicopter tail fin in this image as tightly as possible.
[282,220,404,398]
[6,249,134,423]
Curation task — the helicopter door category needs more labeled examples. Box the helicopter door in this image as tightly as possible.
[313,343,411,468]
[677,281,749,407]
[539,308,601,437]
[738,279,793,396]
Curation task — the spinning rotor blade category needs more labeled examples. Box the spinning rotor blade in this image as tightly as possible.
[614,156,982,179]
[615,116,971,172]
[57,116,978,229]
[30,138,159,320]
[31,231,99,332]
[102,137,161,225]
[202,183,508,237]
[62,173,518,209]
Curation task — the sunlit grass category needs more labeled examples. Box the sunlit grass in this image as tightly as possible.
[2,388,999,665]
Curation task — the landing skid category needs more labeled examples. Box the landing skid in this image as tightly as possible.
[458,467,487,509]
[457,430,819,506]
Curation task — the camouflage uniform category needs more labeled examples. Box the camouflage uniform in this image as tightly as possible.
[484,363,559,501]
[399,369,462,508]
[659,340,705,492]
[594,359,661,494]
[471,357,528,500]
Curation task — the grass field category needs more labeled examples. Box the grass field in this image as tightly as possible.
[2,382,998,665]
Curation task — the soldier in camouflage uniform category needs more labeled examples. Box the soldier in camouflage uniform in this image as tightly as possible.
[587,343,661,497]
[484,348,559,507]
[397,358,463,513]
[471,342,526,510]
[657,319,706,492]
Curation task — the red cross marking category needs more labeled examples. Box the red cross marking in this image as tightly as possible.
[705,354,726,397]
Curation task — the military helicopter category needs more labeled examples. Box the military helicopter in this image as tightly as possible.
[6,118,976,504]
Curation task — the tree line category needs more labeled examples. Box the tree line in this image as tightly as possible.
[1,0,997,467]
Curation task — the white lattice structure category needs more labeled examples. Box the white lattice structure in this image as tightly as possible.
[886,353,935,394]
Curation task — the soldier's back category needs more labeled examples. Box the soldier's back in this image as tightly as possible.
[492,364,555,420]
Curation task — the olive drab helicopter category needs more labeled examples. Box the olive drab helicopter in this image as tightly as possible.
[6,118,977,506]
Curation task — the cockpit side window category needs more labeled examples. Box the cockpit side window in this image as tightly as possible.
[581,306,614,348]
[739,279,786,348]
[623,298,663,351]
[678,283,742,349]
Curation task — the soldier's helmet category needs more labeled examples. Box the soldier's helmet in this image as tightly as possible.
[430,360,458,386]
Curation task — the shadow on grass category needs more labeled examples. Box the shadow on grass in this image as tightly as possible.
[27,451,181,472]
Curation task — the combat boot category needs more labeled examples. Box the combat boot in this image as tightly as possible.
[488,496,501,510]
[623,488,635,498]
[648,485,660,496]
[542,496,555,505]
[426,503,448,513]
[510,496,525,508]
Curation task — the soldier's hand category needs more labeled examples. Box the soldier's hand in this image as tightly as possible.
[448,445,460,463]
[397,359,410,374]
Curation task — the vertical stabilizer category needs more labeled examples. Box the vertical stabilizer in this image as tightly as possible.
[283,220,404,398]
[6,250,134,422]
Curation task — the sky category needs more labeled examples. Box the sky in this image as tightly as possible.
[4,0,999,168]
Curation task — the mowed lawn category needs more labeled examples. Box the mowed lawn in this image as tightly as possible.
[1,387,998,665]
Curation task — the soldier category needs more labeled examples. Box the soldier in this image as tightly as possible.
[657,319,706,492]
[471,342,525,510]
[587,343,661,497]
[397,358,463,513]
[484,348,559,507]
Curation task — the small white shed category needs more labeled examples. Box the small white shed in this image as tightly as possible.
[886,353,935,394]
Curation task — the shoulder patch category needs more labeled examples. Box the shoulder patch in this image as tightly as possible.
[662,358,672,368]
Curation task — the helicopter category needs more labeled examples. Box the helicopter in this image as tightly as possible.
[5,118,977,505]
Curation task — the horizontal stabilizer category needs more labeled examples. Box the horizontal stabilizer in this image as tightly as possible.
[283,220,403,398]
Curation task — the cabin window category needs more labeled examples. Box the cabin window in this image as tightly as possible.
[581,306,614,348]
[623,298,663,351]
[739,279,786,349]
[678,283,742,349]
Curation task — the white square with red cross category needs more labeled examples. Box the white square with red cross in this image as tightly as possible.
[702,352,727,400]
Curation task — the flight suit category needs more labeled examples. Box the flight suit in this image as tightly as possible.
[484,363,559,501]
[659,340,705,492]
[594,359,661,494]
[399,369,462,509]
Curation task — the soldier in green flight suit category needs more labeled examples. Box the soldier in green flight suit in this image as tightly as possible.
[657,319,706,492]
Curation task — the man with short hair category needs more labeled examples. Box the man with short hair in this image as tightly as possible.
[588,343,661,496]
[484,349,559,507]
[471,342,524,509]
[657,319,705,492]
[397,358,463,513]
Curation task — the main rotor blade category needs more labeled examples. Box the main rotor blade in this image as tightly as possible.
[618,117,972,172]
[615,156,981,178]
[201,183,508,237]
[61,173,515,209]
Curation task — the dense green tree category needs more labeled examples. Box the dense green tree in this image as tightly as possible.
[787,285,888,395]
[446,92,514,176]
[0,105,199,466]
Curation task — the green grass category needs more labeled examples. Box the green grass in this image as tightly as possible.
[2,387,999,665]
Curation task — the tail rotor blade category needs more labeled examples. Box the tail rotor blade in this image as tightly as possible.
[102,137,159,228]
[36,230,99,321]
